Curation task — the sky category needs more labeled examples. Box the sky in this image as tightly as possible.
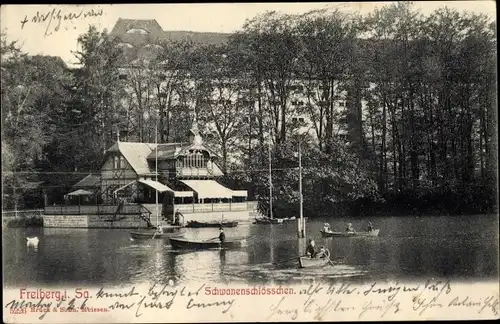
[1,2,496,67]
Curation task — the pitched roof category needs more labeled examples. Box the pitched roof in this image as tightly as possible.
[109,18,230,47]
[110,18,167,41]
[147,142,191,160]
[73,174,100,188]
[146,141,222,160]
[105,140,224,175]
[178,142,221,160]
[107,142,158,175]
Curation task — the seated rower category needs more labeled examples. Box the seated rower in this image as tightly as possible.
[367,222,373,232]
[317,246,328,259]
[306,239,317,258]
[345,223,356,233]
[323,223,332,233]
[156,225,163,234]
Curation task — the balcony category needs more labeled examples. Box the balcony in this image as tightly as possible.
[175,201,258,213]
[177,167,213,178]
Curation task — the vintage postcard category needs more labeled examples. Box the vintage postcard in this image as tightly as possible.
[1,2,498,323]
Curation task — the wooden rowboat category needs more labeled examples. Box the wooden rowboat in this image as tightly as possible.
[253,217,284,225]
[298,256,331,268]
[186,220,238,228]
[320,229,380,238]
[130,231,184,240]
[169,237,241,250]
[130,226,184,239]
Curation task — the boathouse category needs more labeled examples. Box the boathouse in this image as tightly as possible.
[43,120,255,227]
[101,120,248,214]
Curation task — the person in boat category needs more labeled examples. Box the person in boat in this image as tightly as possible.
[323,223,332,233]
[156,225,163,234]
[174,210,182,226]
[346,223,356,233]
[317,246,328,259]
[306,239,317,258]
[218,227,226,244]
[367,222,373,232]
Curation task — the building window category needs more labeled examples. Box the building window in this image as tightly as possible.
[120,156,126,169]
[119,74,128,80]
[338,101,346,107]
[113,156,119,169]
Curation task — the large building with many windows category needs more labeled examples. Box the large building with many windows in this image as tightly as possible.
[106,18,374,172]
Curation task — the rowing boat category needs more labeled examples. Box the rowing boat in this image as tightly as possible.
[130,231,184,239]
[186,220,238,228]
[298,256,331,268]
[129,226,184,239]
[169,237,241,250]
[320,229,380,237]
[253,217,284,225]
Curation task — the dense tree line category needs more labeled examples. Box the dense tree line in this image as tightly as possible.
[1,3,497,216]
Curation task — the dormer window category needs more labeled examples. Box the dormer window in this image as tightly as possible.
[126,28,150,35]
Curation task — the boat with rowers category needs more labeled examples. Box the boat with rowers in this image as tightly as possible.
[169,237,242,250]
[130,225,184,239]
[320,229,380,238]
[298,256,331,268]
[298,248,332,268]
[253,216,300,225]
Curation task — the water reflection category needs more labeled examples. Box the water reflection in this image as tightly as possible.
[2,214,498,287]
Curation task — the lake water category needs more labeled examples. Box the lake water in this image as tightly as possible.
[2,215,498,287]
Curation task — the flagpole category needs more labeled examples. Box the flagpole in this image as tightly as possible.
[155,121,159,228]
[269,142,273,220]
[298,136,304,238]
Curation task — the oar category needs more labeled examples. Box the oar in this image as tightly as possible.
[328,256,346,265]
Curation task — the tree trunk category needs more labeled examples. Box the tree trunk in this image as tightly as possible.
[381,91,388,192]
[221,138,228,174]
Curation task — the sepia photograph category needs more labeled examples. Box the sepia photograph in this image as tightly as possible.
[2,2,498,322]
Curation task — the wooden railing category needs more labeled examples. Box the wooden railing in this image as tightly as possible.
[43,201,259,215]
[2,209,44,219]
[175,201,258,213]
[176,167,213,177]
[44,204,143,215]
